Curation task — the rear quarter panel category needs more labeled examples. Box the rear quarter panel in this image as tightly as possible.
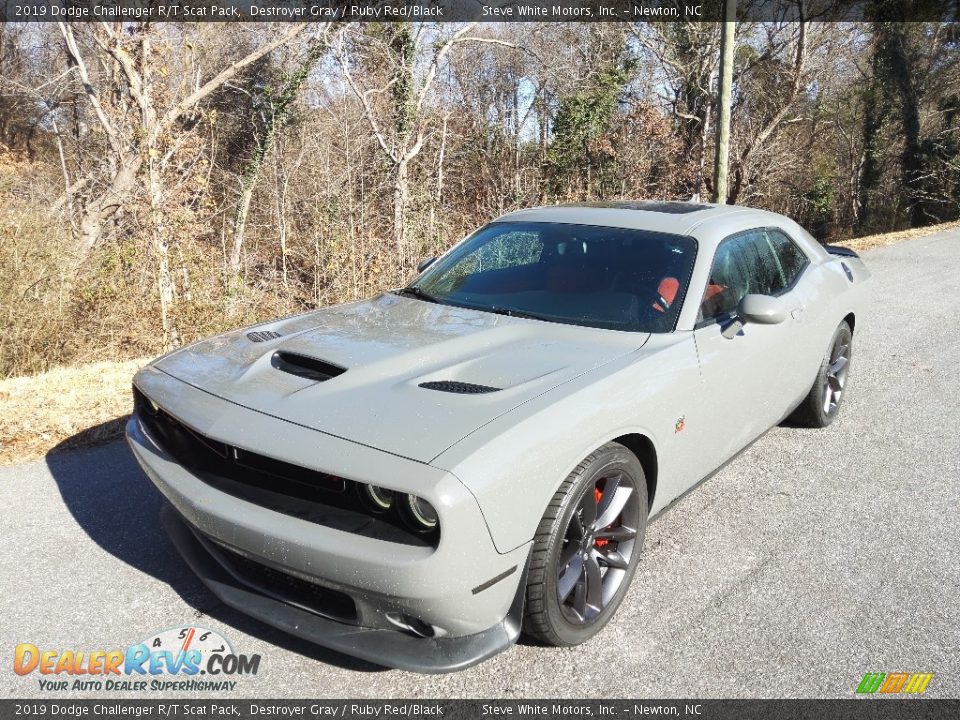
[793,248,871,399]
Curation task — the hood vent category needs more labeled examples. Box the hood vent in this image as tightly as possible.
[248,330,282,342]
[271,351,345,382]
[419,380,500,394]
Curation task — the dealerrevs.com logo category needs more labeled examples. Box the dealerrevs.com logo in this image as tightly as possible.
[14,626,260,693]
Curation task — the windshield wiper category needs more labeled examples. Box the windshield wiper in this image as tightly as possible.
[395,286,440,304]
[487,306,553,322]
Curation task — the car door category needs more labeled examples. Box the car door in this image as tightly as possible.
[689,228,812,471]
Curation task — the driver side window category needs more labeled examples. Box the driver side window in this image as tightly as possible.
[699,230,782,321]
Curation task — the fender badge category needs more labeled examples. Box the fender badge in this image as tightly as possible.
[675,416,685,433]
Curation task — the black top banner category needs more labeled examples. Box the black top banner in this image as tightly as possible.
[2,0,959,23]
[2,700,960,720]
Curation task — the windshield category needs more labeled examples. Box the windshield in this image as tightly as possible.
[407,221,697,332]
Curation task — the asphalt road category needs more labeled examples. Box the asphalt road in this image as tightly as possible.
[3,230,958,699]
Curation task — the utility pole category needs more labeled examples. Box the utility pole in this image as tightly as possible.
[713,0,736,204]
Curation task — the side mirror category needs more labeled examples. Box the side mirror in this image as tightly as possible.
[738,294,787,325]
[417,257,437,273]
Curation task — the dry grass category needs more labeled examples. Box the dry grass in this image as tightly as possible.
[0,358,148,464]
[835,219,960,252]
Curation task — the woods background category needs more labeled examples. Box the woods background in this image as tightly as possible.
[1,11,958,377]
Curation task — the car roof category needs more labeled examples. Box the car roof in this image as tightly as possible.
[493,202,788,242]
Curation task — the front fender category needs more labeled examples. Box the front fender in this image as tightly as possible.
[433,333,701,553]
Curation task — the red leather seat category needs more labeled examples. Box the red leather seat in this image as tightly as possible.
[652,277,680,312]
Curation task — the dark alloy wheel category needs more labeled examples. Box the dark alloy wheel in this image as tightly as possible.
[789,320,853,428]
[523,442,648,646]
[822,332,851,416]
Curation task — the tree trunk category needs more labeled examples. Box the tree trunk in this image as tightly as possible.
[50,117,75,225]
[229,40,326,277]
[229,180,255,275]
[147,154,180,351]
[276,155,290,289]
[696,102,712,200]
[887,28,924,226]
[75,157,142,261]
[432,114,449,241]
[394,158,410,262]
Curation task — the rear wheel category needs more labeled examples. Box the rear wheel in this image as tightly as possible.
[523,442,647,646]
[789,321,852,428]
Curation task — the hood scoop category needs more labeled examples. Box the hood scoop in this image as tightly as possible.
[247,330,282,342]
[271,351,345,382]
[419,380,500,394]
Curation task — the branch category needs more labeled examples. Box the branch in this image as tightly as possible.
[159,23,309,136]
[48,178,89,216]
[334,30,397,163]
[737,13,807,170]
[457,36,532,52]
[413,23,477,121]
[93,23,155,126]
[403,129,428,164]
[57,22,121,156]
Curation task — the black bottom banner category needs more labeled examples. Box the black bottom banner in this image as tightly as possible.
[2,700,958,720]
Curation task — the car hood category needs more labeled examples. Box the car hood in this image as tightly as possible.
[155,294,648,463]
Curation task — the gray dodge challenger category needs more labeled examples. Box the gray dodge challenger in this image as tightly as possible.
[127,201,869,672]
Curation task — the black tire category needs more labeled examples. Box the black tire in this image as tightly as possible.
[523,442,648,646]
[789,320,853,428]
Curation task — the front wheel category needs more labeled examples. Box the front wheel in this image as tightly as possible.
[523,442,648,646]
[789,320,853,428]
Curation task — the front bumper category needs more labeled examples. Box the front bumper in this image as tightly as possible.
[126,366,530,672]
[159,503,525,673]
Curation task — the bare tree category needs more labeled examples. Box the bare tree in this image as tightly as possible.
[229,28,332,277]
[58,22,309,347]
[631,22,720,198]
[333,23,479,264]
[727,9,808,203]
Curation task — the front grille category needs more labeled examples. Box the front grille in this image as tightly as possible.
[136,389,345,496]
[207,539,357,624]
[419,380,500,394]
[133,388,437,547]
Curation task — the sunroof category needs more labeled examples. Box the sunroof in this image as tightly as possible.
[568,201,709,215]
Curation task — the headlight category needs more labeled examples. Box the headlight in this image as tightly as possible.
[401,494,438,532]
[358,484,394,512]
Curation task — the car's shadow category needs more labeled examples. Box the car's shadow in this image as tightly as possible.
[45,422,387,673]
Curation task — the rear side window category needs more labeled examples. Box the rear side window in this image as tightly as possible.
[699,227,808,322]
[765,229,808,289]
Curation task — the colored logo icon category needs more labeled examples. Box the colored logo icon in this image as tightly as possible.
[856,672,933,695]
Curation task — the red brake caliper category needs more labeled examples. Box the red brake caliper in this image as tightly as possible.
[594,487,609,548]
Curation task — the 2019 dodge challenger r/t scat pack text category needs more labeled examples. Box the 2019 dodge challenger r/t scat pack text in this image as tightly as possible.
[127,201,869,672]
